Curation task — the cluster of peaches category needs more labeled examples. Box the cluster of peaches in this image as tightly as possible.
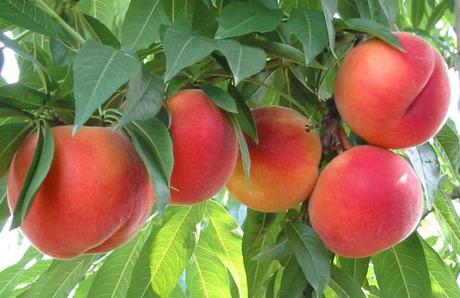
[7,32,450,259]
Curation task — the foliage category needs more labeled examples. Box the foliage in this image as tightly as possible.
[0,0,459,297]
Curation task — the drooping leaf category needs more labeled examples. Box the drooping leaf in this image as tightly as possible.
[434,190,460,254]
[186,236,231,298]
[77,0,115,30]
[87,224,152,298]
[82,14,121,48]
[419,235,460,298]
[215,40,266,85]
[125,119,173,211]
[162,22,215,82]
[407,143,441,210]
[426,0,451,31]
[11,122,54,229]
[118,68,165,128]
[228,85,258,143]
[243,211,280,298]
[0,121,34,177]
[149,203,205,297]
[278,256,308,298]
[337,256,370,286]
[0,84,46,110]
[73,41,141,131]
[372,233,432,298]
[436,119,460,175]
[202,200,248,298]
[320,0,337,54]
[121,0,168,52]
[202,84,238,113]
[353,0,395,26]
[215,1,284,39]
[0,0,67,40]
[288,8,328,64]
[335,18,402,50]
[329,265,366,298]
[286,222,331,296]
[0,34,49,75]
[411,0,425,28]
[231,116,251,181]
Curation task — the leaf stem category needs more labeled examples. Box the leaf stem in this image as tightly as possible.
[35,0,85,44]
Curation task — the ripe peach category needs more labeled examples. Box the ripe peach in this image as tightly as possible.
[334,32,450,149]
[7,126,154,259]
[308,145,423,258]
[227,106,322,212]
[167,89,238,204]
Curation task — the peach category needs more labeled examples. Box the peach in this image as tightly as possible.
[334,32,450,149]
[308,145,423,258]
[167,89,238,204]
[7,126,154,259]
[227,106,322,212]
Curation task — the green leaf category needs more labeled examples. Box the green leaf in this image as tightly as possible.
[201,85,237,113]
[411,0,425,28]
[215,1,284,39]
[0,0,67,40]
[162,22,215,82]
[162,0,195,24]
[121,0,168,52]
[288,8,328,64]
[329,265,366,298]
[73,41,141,130]
[5,258,52,297]
[372,233,432,298]
[231,116,252,182]
[0,247,42,296]
[77,0,115,30]
[0,34,49,75]
[278,256,307,298]
[420,235,460,298]
[215,40,266,85]
[436,119,460,175]
[19,256,96,298]
[353,0,395,25]
[186,237,231,298]
[125,119,173,211]
[243,211,280,298]
[252,238,292,261]
[0,122,34,177]
[320,0,337,54]
[337,256,370,286]
[426,0,451,31]
[0,84,46,110]
[11,122,54,229]
[407,143,441,210]
[286,222,331,296]
[149,203,206,297]
[126,227,157,298]
[336,18,402,50]
[49,39,74,66]
[82,14,121,48]
[228,85,258,143]
[202,200,248,298]
[118,68,165,128]
[434,190,460,254]
[87,224,152,298]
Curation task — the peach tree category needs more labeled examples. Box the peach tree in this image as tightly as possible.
[0,0,459,297]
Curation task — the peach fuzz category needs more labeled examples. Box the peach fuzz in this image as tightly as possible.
[334,32,450,149]
[308,145,423,258]
[7,126,154,259]
[227,106,322,212]
[167,89,238,204]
